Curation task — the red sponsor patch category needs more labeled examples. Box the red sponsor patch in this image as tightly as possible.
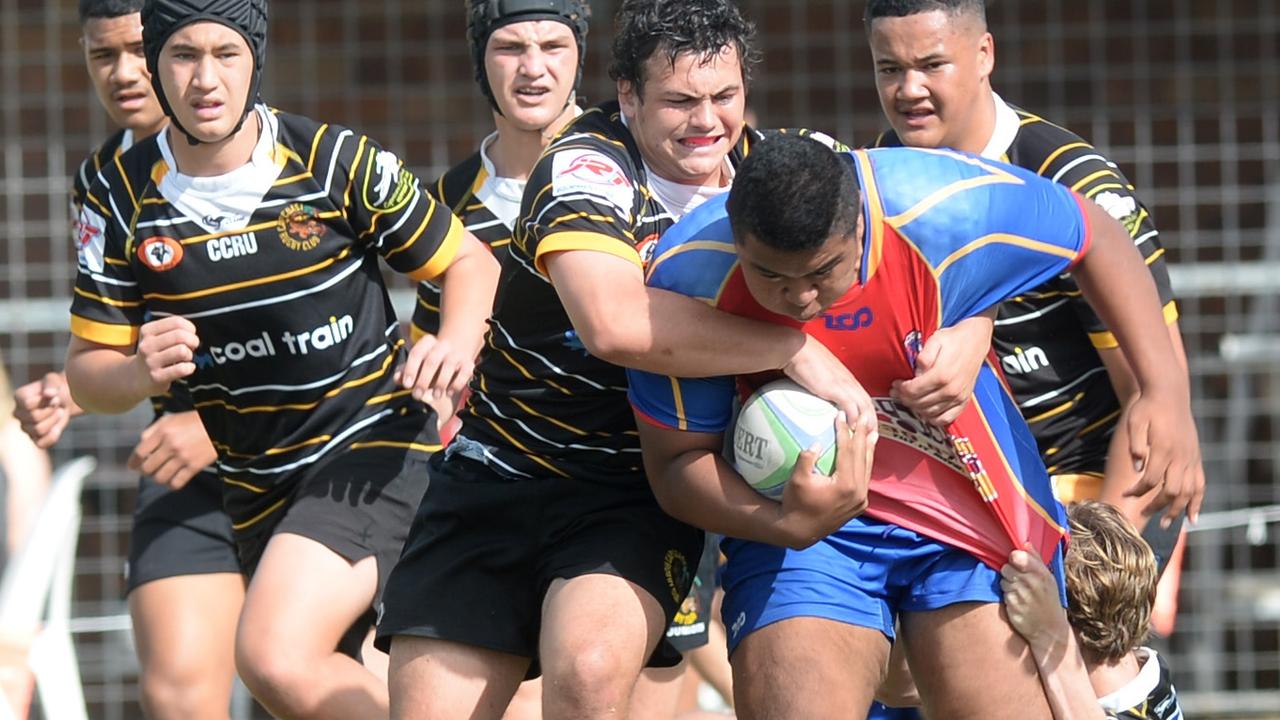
[558,153,632,188]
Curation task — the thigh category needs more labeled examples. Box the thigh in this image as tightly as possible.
[539,573,668,681]
[733,617,889,720]
[129,572,244,676]
[541,481,704,670]
[389,636,529,720]
[901,602,1051,720]
[376,454,542,660]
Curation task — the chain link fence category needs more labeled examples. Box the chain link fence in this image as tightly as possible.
[0,1,1275,717]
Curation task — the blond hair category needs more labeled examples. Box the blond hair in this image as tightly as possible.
[1064,501,1158,665]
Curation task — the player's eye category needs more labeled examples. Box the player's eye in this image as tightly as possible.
[877,66,900,76]
[714,92,737,105]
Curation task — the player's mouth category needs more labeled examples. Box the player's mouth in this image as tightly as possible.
[677,135,724,150]
[898,106,936,129]
[113,91,149,111]
[191,99,224,121]
[513,86,552,102]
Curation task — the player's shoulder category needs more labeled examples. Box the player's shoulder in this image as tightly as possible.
[95,131,164,194]
[433,150,484,209]
[270,108,359,166]
[645,195,736,301]
[754,127,851,152]
[1007,105,1118,177]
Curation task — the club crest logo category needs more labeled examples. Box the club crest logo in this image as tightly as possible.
[363,149,414,213]
[136,236,184,272]
[277,203,327,251]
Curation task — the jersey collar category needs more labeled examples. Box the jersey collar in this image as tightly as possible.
[979,92,1021,161]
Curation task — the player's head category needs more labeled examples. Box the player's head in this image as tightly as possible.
[466,0,589,132]
[142,0,267,146]
[1064,501,1159,667]
[727,135,863,322]
[79,0,166,135]
[865,0,995,154]
[610,0,757,187]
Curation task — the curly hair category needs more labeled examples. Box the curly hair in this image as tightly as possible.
[608,0,759,97]
[1064,501,1159,665]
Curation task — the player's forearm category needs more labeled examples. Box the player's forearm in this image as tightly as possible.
[642,439,793,547]
[619,288,804,377]
[1028,633,1108,720]
[1073,207,1188,399]
[65,340,154,415]
[434,244,501,359]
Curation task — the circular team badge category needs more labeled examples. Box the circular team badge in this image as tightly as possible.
[136,236,184,272]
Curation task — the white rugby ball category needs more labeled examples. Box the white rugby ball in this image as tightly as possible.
[733,379,838,497]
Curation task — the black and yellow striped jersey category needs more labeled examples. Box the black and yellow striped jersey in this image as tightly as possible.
[411,134,518,341]
[875,97,1177,477]
[70,105,462,532]
[1100,649,1183,719]
[454,101,756,483]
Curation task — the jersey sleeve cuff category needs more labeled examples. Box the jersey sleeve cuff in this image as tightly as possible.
[533,232,642,278]
[406,213,464,282]
[71,314,138,347]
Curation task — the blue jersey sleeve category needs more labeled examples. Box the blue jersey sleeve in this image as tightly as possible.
[860,148,1091,326]
[627,196,739,433]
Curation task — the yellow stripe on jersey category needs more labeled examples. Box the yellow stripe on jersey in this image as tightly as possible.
[1070,169,1119,193]
[1050,473,1105,504]
[405,213,463,282]
[1024,396,1081,425]
[1088,300,1179,349]
[1076,408,1122,438]
[548,211,624,230]
[1146,247,1165,265]
[223,477,269,494]
[177,220,282,246]
[348,440,442,454]
[112,152,139,210]
[1084,183,1126,198]
[479,416,572,478]
[215,434,334,460]
[85,191,113,218]
[1036,142,1092,177]
[143,247,353,301]
[198,350,397,414]
[73,286,145,309]
[711,261,742,306]
[648,240,738,280]
[490,346,573,396]
[887,174,1022,228]
[70,314,138,346]
[231,497,288,530]
[670,377,689,432]
[533,231,642,277]
[507,395,591,436]
[307,124,329,173]
[364,388,413,406]
[853,152,887,278]
[934,233,1079,276]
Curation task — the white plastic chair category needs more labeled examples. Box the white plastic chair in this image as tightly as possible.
[0,456,95,720]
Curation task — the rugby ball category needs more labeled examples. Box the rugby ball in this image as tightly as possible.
[733,379,838,497]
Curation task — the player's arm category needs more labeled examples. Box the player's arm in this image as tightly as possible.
[634,410,874,550]
[13,371,84,448]
[66,316,200,414]
[546,251,876,425]
[1071,199,1204,524]
[891,307,998,426]
[1001,550,1107,720]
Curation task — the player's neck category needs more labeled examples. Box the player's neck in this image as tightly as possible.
[955,87,998,156]
[490,103,577,181]
[168,111,261,177]
[128,117,168,142]
[1087,649,1143,699]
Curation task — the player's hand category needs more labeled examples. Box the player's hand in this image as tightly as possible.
[891,316,992,427]
[777,411,876,549]
[783,334,877,435]
[134,316,201,395]
[396,334,475,405]
[127,411,217,490]
[1000,547,1070,653]
[13,372,81,448]
[1121,389,1205,528]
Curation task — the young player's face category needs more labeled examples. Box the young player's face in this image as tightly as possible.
[868,11,995,153]
[736,217,864,323]
[485,20,578,131]
[81,13,165,134]
[157,22,254,144]
[617,45,746,187]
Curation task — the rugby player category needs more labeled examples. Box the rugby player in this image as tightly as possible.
[13,3,242,718]
[627,135,1202,718]
[865,0,1200,549]
[377,2,908,718]
[64,0,499,717]
[1002,501,1184,719]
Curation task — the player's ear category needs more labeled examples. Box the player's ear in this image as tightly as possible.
[617,78,640,115]
[977,31,995,80]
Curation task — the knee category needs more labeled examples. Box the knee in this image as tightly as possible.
[543,645,635,709]
[138,664,230,720]
[235,638,306,710]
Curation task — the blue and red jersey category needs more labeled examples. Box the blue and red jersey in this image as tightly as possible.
[628,147,1094,570]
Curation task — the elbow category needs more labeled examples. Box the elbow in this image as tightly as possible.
[577,321,648,366]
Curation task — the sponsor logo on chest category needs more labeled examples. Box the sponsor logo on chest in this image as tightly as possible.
[195,315,357,368]
[206,232,260,262]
